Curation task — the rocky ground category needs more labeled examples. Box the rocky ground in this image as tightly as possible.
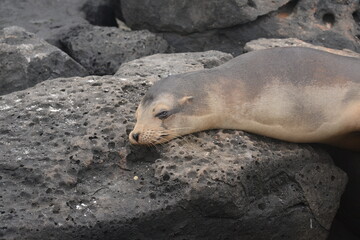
[0,0,359,239]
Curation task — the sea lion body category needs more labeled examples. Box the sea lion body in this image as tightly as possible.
[129,47,360,151]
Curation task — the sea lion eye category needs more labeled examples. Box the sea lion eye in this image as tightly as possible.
[155,111,170,120]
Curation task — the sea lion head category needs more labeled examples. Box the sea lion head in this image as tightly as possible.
[129,74,214,145]
[129,93,198,145]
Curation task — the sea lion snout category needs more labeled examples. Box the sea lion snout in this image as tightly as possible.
[129,127,173,145]
[131,132,139,142]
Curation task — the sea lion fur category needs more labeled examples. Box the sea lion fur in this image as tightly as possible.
[129,47,360,151]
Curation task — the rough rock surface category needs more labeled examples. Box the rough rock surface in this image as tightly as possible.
[1,0,359,58]
[0,52,347,239]
[159,0,360,55]
[244,38,360,58]
[115,50,233,83]
[225,0,360,52]
[60,25,169,75]
[0,26,88,96]
[0,0,89,47]
[120,0,291,33]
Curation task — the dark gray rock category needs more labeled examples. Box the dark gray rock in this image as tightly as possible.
[60,25,169,75]
[0,0,89,47]
[327,149,360,239]
[0,0,122,47]
[161,30,245,57]
[222,0,360,53]
[0,26,88,96]
[120,0,290,33]
[0,52,347,240]
[115,50,233,83]
[159,0,360,55]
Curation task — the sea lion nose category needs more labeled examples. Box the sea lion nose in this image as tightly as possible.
[132,133,140,142]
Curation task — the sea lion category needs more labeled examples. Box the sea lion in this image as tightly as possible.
[129,47,360,151]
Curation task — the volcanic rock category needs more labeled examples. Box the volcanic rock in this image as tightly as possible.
[120,0,290,33]
[115,50,233,83]
[0,26,88,96]
[60,25,169,75]
[0,50,347,240]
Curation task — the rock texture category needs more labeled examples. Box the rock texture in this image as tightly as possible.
[0,51,347,240]
[115,50,233,83]
[0,0,89,47]
[244,38,360,58]
[120,0,291,33]
[0,26,88,96]
[60,25,169,75]
[159,0,360,55]
[1,0,359,58]
[225,0,360,52]
[327,148,360,239]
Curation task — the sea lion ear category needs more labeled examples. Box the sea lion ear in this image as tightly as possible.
[178,96,193,105]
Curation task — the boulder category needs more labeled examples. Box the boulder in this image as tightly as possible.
[115,50,233,83]
[0,51,347,240]
[120,0,291,33]
[225,0,360,53]
[0,0,89,47]
[60,25,169,75]
[159,0,360,55]
[0,26,88,96]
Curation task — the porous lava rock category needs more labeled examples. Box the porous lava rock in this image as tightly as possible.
[115,50,233,83]
[158,0,360,55]
[120,0,291,33]
[225,0,360,52]
[0,26,88,96]
[0,51,347,240]
[60,25,169,75]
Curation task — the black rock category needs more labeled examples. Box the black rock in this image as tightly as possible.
[81,0,119,27]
